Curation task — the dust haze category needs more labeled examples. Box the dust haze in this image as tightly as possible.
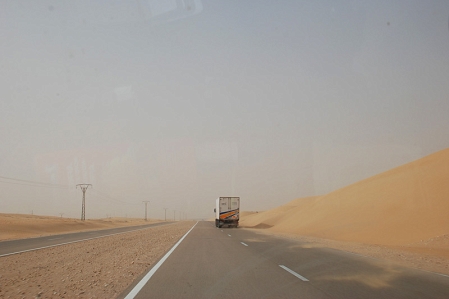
[1,1,449,220]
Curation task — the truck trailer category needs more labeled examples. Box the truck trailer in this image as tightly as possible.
[214,197,240,228]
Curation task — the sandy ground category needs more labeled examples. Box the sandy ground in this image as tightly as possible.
[0,221,194,299]
[240,148,449,275]
[2,149,448,296]
[0,214,160,241]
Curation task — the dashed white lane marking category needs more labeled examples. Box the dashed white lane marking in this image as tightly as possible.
[279,265,309,282]
[47,237,63,241]
[241,242,248,246]
[0,225,163,258]
[228,234,231,237]
[124,222,198,299]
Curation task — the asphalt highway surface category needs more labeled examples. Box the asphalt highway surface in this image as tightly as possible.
[0,221,173,257]
[120,221,449,299]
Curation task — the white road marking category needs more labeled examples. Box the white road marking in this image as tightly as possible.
[124,222,198,299]
[228,234,231,237]
[0,225,163,258]
[419,269,449,278]
[241,242,248,246]
[279,265,309,282]
[221,230,223,232]
[47,237,63,241]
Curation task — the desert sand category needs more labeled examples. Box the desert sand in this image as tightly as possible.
[0,213,160,241]
[1,148,448,297]
[240,148,449,274]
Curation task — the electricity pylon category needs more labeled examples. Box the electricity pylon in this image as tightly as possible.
[143,201,150,221]
[76,184,92,221]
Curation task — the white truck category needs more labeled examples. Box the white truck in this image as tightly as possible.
[214,197,240,228]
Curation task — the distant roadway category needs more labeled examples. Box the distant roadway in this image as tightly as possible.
[120,221,449,299]
[0,222,173,257]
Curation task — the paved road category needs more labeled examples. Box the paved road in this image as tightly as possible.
[0,222,173,257]
[121,221,449,299]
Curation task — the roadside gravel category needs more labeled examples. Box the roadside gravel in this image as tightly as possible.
[0,221,195,299]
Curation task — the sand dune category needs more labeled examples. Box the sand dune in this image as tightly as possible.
[0,213,160,241]
[241,148,449,247]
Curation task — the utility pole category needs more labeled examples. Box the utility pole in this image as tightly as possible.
[76,184,92,221]
[164,208,168,221]
[143,201,150,221]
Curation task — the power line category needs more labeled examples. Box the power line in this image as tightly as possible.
[0,180,68,189]
[0,178,136,209]
[90,189,140,206]
[0,175,70,189]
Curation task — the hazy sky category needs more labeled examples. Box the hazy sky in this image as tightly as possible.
[1,0,449,219]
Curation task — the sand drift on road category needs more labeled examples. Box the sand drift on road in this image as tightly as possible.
[240,148,449,274]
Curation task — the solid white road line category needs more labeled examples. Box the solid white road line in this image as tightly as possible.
[279,265,309,282]
[241,242,248,246]
[124,221,198,299]
[0,226,162,258]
